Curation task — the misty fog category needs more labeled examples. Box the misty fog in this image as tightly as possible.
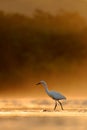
[0,10,87,97]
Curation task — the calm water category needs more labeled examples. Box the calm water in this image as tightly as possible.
[0,116,86,130]
[0,98,86,130]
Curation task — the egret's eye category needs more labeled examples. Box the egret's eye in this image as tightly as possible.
[36,82,40,85]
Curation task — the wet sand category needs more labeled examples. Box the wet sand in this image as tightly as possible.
[0,109,87,117]
[0,98,87,130]
[0,110,86,130]
[0,114,86,130]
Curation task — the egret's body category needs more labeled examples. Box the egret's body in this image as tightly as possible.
[36,80,66,110]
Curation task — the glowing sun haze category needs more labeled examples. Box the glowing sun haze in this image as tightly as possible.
[0,0,87,98]
[0,0,87,17]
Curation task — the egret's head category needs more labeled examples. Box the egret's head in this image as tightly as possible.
[36,80,47,86]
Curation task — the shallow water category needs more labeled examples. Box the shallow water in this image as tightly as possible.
[0,116,86,130]
[0,98,87,130]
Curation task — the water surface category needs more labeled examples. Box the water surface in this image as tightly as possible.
[0,98,87,130]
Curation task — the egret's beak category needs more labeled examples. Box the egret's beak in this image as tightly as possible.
[36,82,41,85]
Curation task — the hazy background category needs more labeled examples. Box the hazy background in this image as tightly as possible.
[1,0,87,18]
[0,0,87,98]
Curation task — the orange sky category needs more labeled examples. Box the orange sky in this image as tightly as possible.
[1,63,87,98]
[0,0,87,98]
[0,0,87,18]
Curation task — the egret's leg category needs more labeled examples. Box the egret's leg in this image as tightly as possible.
[58,100,64,110]
[54,101,57,111]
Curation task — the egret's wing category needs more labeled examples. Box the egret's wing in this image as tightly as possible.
[49,90,66,100]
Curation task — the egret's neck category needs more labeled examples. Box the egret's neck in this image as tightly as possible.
[42,83,49,94]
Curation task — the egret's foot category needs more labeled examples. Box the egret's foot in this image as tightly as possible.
[53,109,59,112]
[53,109,57,112]
[58,100,64,110]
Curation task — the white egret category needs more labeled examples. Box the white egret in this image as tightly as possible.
[36,80,66,111]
